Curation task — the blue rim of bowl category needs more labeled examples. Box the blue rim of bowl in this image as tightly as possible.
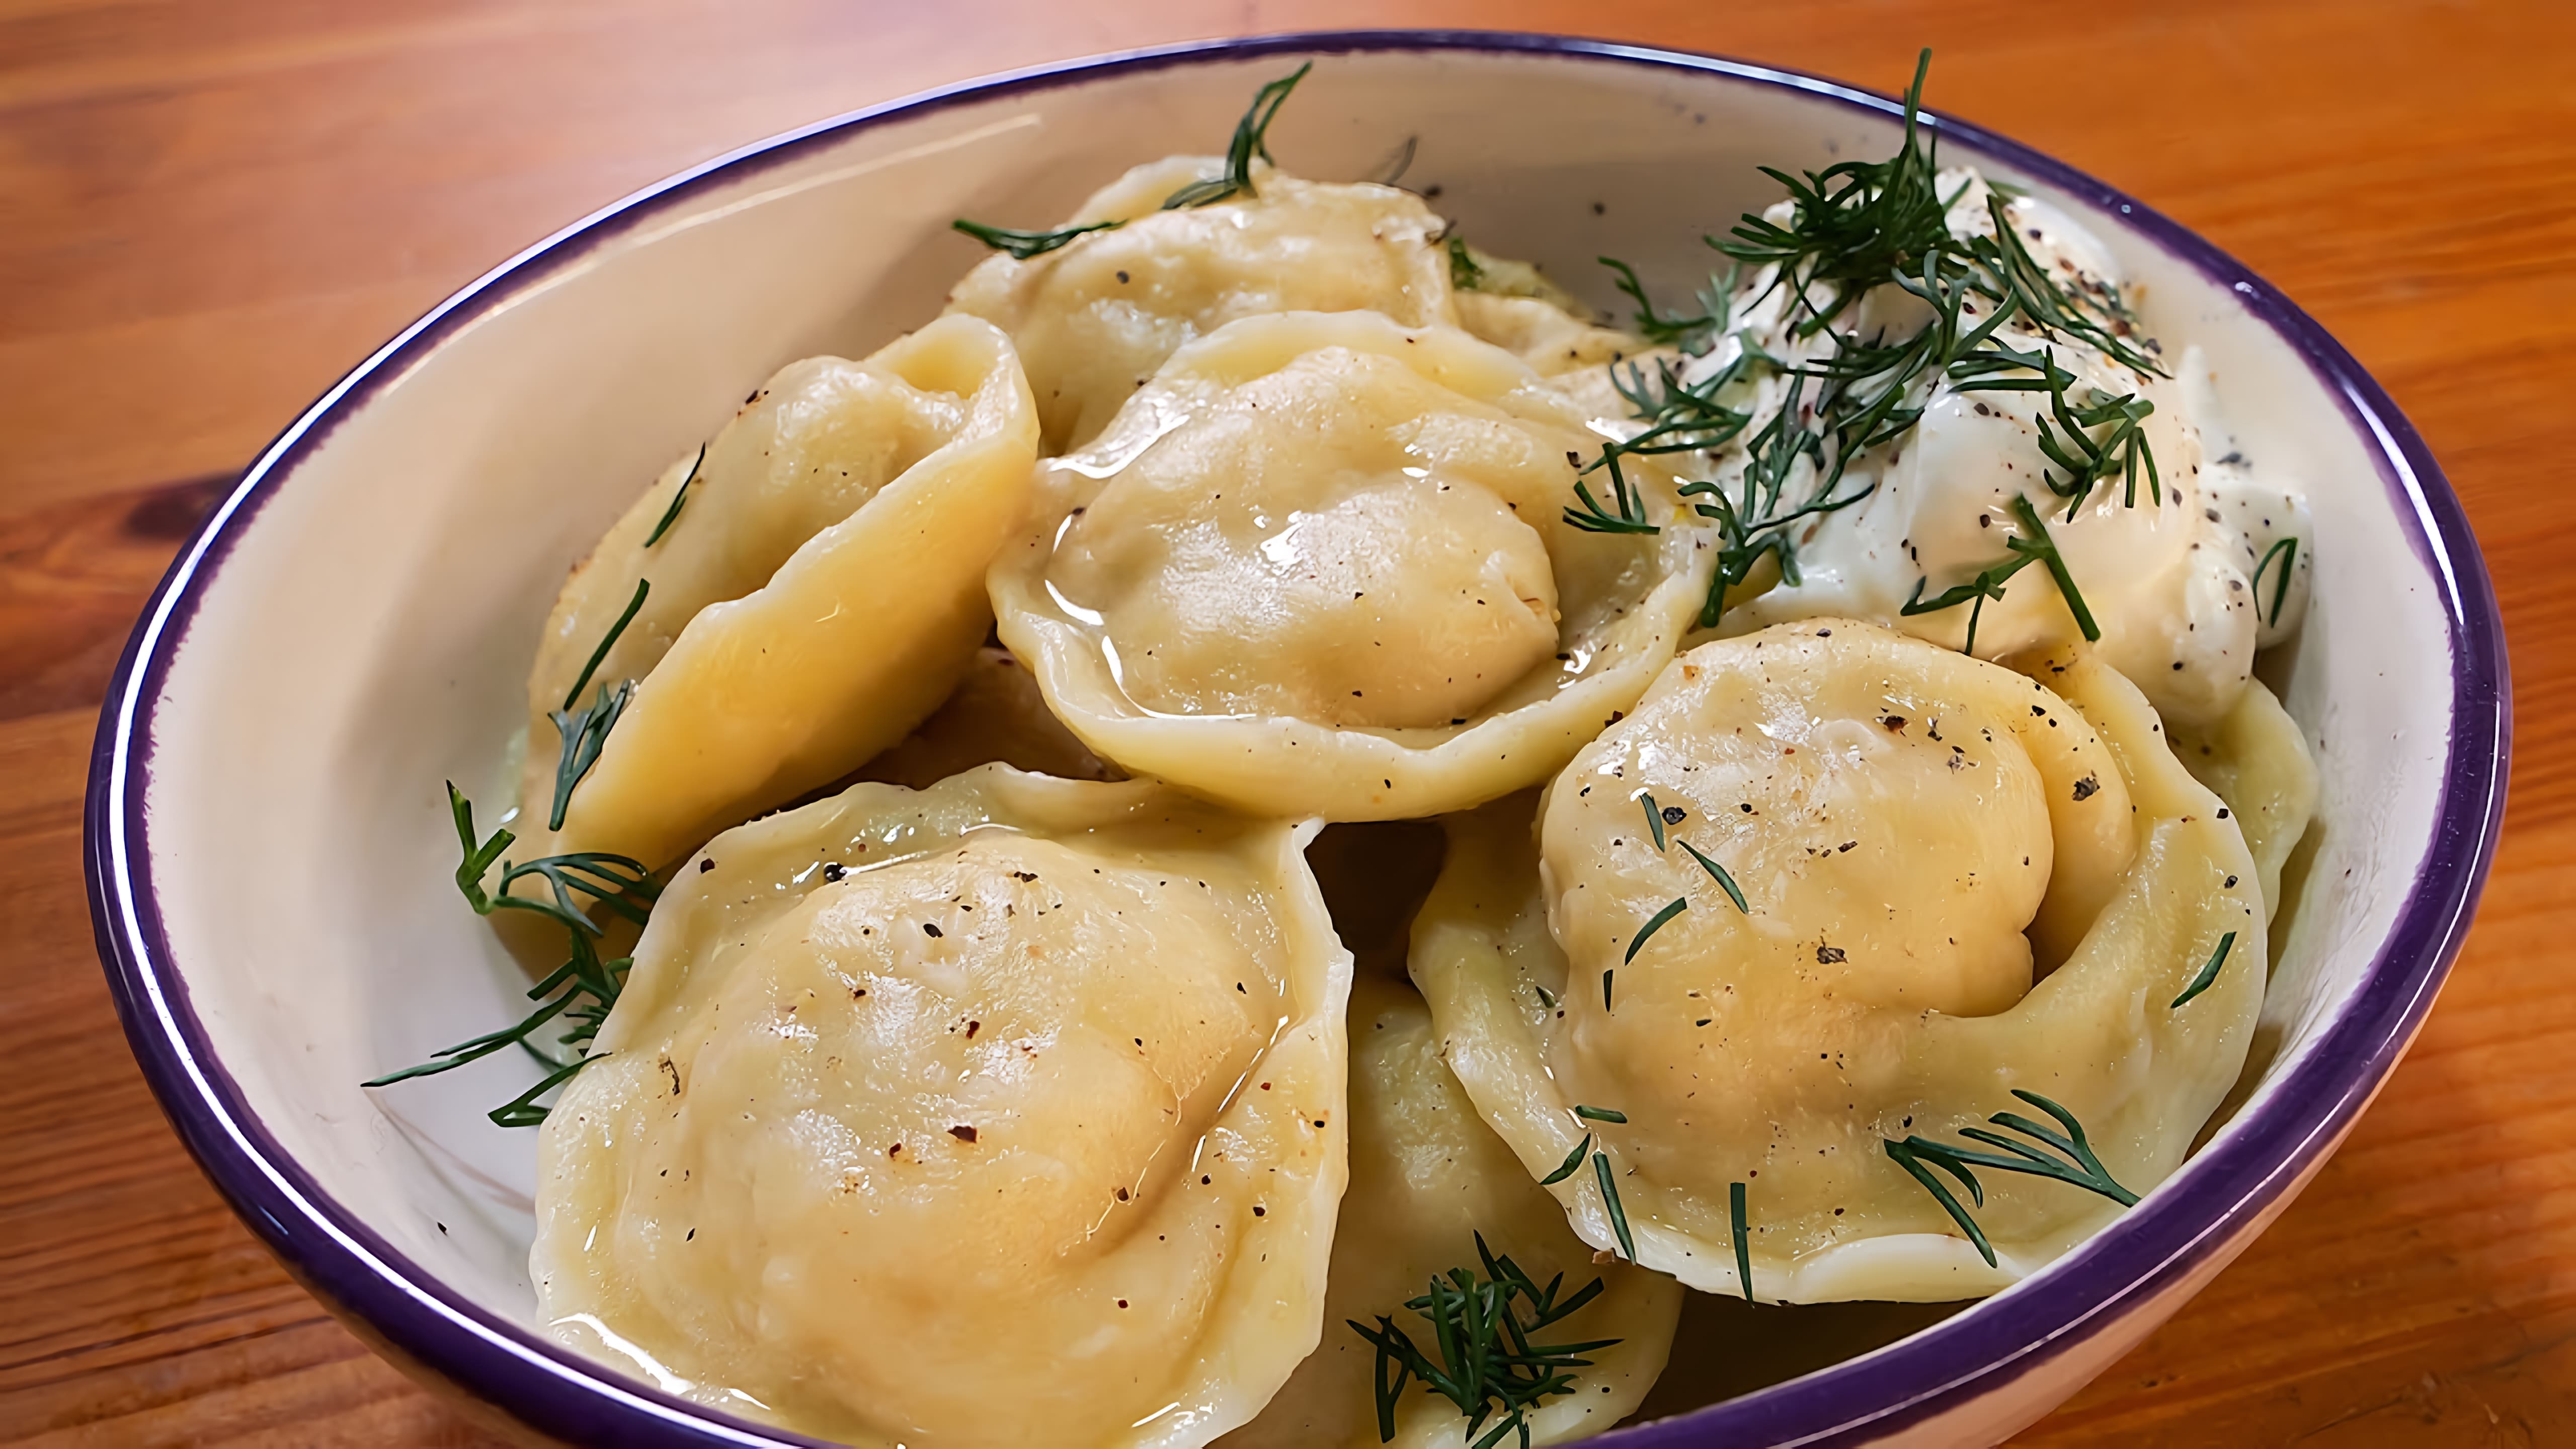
[85,29,2508,1449]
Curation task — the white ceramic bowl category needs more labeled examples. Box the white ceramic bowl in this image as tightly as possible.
[88,31,2509,1448]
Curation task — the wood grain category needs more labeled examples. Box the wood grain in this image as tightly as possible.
[0,0,2563,1442]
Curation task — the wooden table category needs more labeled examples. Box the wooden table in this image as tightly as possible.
[2,1,2565,1443]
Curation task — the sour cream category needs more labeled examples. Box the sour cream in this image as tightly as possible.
[1663,169,2304,729]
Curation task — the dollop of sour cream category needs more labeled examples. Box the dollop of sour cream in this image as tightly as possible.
[1598,167,2310,730]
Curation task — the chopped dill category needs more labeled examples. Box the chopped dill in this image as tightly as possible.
[367,785,662,1126]
[1624,897,1689,963]
[2252,536,2298,626]
[1676,839,1749,914]
[548,577,650,829]
[2168,930,2239,1010]
[1729,1181,1755,1304]
[1897,494,2098,654]
[643,443,705,546]
[1160,62,1312,209]
[1583,49,2171,635]
[1542,1134,1593,1186]
[952,62,1312,254]
[1884,1090,2137,1267]
[1348,1234,1619,1449]
[950,217,1123,260]
[1592,1152,1636,1260]
[1447,233,1485,290]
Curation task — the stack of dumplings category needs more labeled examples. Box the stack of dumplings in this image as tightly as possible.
[411,64,2320,1448]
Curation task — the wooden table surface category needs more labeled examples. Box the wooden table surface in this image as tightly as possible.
[2,1,2566,1443]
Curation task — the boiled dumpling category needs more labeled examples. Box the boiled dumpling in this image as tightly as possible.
[2170,675,2317,919]
[533,766,1351,1447]
[512,315,1037,870]
[990,309,1712,821]
[1412,620,2262,1302]
[1446,244,1645,381]
[1221,976,1679,1449]
[947,156,1453,451]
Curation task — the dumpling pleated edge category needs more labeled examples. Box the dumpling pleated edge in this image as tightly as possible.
[988,311,1715,824]
[532,766,1354,1449]
[1408,643,2262,1304]
[541,314,1041,871]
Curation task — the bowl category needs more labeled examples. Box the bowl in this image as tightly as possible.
[86,29,2510,1449]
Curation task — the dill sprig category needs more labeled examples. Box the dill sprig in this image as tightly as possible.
[952,63,1311,255]
[1718,50,1952,340]
[1447,234,1485,291]
[364,929,632,1129]
[1592,1152,1636,1260]
[1676,839,1749,914]
[548,577,649,829]
[1573,1104,1628,1123]
[1561,445,1662,536]
[447,783,658,937]
[1883,1089,2137,1267]
[1160,62,1312,209]
[1633,792,1752,914]
[1954,191,2164,377]
[1600,257,1734,355]
[549,680,633,831]
[1542,1134,1592,1185]
[368,785,661,1126]
[1625,898,1688,963]
[949,218,1124,260]
[1539,1132,1636,1264]
[1589,49,2168,632]
[1729,1181,1755,1305]
[1898,494,2098,654]
[2252,536,2298,626]
[1348,1235,1620,1449]
[1951,343,2159,515]
[2168,930,2239,1010]
[643,444,705,547]
[1558,287,1754,539]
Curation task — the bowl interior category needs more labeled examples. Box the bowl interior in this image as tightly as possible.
[113,39,2467,1443]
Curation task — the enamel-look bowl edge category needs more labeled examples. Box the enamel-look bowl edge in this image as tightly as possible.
[86,30,2508,1449]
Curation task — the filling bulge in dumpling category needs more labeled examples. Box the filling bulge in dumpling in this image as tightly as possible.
[513,314,1038,871]
[1222,975,1679,1449]
[947,155,1453,451]
[533,767,1351,1448]
[991,310,1711,822]
[1412,620,2263,1303]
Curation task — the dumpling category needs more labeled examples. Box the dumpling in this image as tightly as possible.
[947,156,1453,451]
[1412,620,2262,1303]
[532,766,1351,1447]
[1445,245,1646,381]
[989,310,1713,822]
[2169,675,2317,919]
[512,315,1038,870]
[1221,976,1680,1449]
